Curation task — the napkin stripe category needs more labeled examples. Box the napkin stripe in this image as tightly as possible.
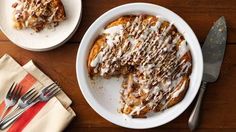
[4,73,46,132]
[0,102,6,116]
[19,74,38,94]
[8,102,47,132]
[0,74,37,116]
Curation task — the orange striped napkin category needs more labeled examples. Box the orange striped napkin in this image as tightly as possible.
[0,54,76,132]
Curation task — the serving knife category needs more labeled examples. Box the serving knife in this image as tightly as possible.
[188,16,227,131]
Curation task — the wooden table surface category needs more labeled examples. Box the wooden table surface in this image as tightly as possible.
[1,0,236,131]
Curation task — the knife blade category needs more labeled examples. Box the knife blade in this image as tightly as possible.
[188,16,227,131]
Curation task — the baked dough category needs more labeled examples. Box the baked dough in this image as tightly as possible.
[12,0,66,32]
[88,15,192,118]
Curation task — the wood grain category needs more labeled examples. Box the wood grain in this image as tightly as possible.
[1,0,236,43]
[0,32,8,41]
[71,0,236,44]
[0,42,236,131]
[0,0,236,131]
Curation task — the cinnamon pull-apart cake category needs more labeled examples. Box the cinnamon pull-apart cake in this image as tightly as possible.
[88,15,192,118]
[12,0,66,32]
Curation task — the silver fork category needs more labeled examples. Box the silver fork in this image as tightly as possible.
[37,83,61,102]
[8,88,39,116]
[0,83,22,121]
[0,83,61,130]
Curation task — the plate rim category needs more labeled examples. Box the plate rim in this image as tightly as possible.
[76,2,203,129]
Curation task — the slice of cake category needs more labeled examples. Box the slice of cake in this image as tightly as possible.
[12,0,66,32]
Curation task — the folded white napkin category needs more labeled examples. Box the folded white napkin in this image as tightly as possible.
[0,54,76,132]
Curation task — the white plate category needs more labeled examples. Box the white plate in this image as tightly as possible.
[76,3,203,129]
[0,0,82,51]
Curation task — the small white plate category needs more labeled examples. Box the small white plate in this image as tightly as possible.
[76,3,203,129]
[0,0,82,51]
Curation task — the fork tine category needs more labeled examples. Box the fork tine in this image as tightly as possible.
[46,85,60,96]
[12,84,20,99]
[44,85,58,95]
[22,88,34,98]
[26,92,39,104]
[6,82,15,98]
[14,85,22,100]
[42,83,56,93]
[21,88,37,101]
[48,88,61,97]
[11,83,20,99]
[44,85,58,94]
[47,86,58,93]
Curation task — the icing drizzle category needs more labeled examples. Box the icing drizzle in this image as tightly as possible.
[12,0,62,31]
[90,15,192,116]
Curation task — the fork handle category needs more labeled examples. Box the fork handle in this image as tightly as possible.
[0,109,25,129]
[0,102,37,130]
[0,100,39,130]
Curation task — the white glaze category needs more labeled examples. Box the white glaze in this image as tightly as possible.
[177,40,189,58]
[12,0,60,30]
[89,15,192,116]
[172,80,186,98]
